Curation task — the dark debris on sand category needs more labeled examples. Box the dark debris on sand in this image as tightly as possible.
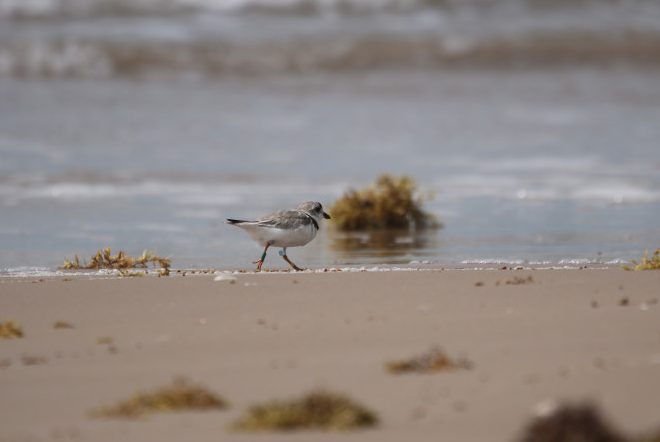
[516,403,625,442]
[386,347,473,374]
[90,377,227,419]
[233,390,378,431]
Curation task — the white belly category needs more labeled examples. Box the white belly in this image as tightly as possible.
[241,223,317,248]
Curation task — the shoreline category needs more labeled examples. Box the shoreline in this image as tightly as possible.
[0,263,631,280]
[2,268,659,441]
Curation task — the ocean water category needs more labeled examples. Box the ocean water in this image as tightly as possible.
[1,0,660,274]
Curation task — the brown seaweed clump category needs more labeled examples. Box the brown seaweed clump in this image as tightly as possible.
[90,377,227,419]
[233,390,378,431]
[329,175,440,231]
[516,403,625,442]
[636,430,660,442]
[61,247,170,276]
[386,347,473,374]
[623,249,660,271]
[0,320,24,339]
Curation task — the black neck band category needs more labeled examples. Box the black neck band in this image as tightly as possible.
[303,212,319,230]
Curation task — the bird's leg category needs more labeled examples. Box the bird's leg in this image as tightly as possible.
[280,248,304,271]
[253,243,270,272]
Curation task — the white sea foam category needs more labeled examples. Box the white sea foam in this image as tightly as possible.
[431,156,660,204]
[461,259,525,266]
[0,0,531,18]
[0,179,338,207]
[0,267,116,278]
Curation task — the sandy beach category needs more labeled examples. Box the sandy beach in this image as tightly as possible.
[1,268,659,441]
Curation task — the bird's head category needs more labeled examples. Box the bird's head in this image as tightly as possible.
[297,201,331,223]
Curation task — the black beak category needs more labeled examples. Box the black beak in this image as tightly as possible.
[323,211,331,220]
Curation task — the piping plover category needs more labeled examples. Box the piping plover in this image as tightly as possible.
[227,201,331,271]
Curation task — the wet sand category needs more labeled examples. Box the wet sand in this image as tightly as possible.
[1,268,659,441]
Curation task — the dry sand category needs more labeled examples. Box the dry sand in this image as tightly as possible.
[1,268,659,442]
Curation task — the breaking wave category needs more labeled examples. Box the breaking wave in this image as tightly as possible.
[2,32,660,78]
[1,0,660,77]
[0,0,622,19]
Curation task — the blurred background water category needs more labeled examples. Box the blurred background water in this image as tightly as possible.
[1,0,659,273]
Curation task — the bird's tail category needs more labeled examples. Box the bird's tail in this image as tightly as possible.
[226,218,248,225]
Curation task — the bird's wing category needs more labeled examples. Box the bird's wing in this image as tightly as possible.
[255,210,314,230]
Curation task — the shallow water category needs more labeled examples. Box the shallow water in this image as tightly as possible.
[1,68,659,273]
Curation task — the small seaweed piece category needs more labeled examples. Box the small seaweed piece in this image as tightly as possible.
[117,269,146,277]
[329,175,440,231]
[506,275,534,285]
[623,249,660,271]
[53,321,75,329]
[90,377,227,419]
[386,347,473,374]
[233,390,378,431]
[0,320,24,339]
[21,355,48,366]
[61,247,171,276]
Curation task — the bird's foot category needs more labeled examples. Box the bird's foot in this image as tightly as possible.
[252,260,264,272]
[282,255,304,271]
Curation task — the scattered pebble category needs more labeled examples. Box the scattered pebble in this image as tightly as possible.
[557,367,570,378]
[532,399,559,418]
[618,297,629,306]
[475,281,484,287]
[214,273,237,283]
[506,275,534,285]
[593,358,606,370]
[452,400,467,413]
[21,355,48,366]
[523,373,541,385]
[417,303,432,312]
[410,407,427,420]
